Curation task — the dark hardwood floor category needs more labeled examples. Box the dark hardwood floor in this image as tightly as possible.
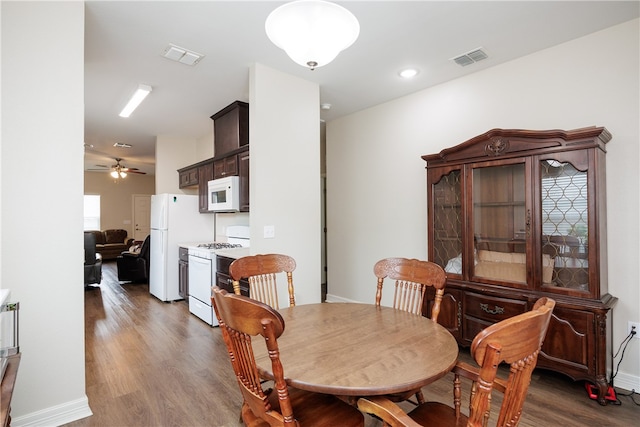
[65,261,639,426]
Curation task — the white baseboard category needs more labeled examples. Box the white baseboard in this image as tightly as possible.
[11,396,92,427]
[325,293,361,303]
[613,370,640,393]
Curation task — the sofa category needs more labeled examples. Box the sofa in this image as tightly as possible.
[117,235,150,283]
[85,229,134,260]
[84,231,102,287]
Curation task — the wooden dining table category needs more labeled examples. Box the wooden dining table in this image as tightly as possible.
[253,302,459,398]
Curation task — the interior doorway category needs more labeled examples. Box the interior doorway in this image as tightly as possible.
[132,194,151,242]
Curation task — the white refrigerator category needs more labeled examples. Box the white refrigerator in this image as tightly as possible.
[149,194,213,301]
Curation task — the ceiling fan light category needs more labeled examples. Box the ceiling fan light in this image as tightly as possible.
[110,170,119,179]
[119,171,127,178]
[265,0,360,70]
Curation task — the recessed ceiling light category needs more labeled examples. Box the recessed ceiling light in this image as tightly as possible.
[320,103,332,110]
[113,142,132,148]
[399,68,419,79]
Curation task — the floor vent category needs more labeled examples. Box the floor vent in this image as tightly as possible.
[452,48,488,67]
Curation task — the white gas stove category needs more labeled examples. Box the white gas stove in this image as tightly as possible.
[188,242,243,259]
[187,225,249,326]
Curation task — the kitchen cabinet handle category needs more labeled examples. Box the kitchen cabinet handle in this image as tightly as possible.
[480,303,504,315]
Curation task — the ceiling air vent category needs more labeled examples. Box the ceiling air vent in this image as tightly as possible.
[452,48,488,67]
[162,44,204,66]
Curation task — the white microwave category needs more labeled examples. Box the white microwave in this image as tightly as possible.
[208,176,240,212]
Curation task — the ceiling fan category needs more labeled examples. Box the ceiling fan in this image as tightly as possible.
[88,158,146,178]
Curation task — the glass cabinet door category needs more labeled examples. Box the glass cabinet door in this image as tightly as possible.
[431,170,462,275]
[540,159,589,293]
[472,162,527,286]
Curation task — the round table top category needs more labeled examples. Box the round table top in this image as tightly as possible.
[254,302,459,396]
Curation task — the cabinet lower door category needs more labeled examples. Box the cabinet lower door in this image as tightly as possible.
[536,306,595,378]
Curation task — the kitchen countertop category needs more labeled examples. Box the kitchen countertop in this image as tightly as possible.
[214,247,250,259]
[178,242,208,249]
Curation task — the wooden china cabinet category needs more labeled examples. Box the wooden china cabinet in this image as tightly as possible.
[422,127,617,405]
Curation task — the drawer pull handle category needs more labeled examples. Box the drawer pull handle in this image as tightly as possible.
[480,303,504,315]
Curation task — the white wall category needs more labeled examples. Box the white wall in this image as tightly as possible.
[326,19,640,389]
[1,2,91,424]
[155,135,200,195]
[196,126,214,160]
[249,64,322,306]
[84,172,155,235]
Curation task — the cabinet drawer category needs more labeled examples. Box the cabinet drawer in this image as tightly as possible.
[216,272,249,296]
[216,272,233,293]
[463,316,494,343]
[465,292,527,322]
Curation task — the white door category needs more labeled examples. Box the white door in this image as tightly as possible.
[133,194,151,241]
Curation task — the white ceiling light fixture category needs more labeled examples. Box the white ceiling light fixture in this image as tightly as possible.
[399,68,419,79]
[119,84,152,118]
[265,0,360,71]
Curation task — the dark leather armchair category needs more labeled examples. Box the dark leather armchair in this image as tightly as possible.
[84,231,103,287]
[116,235,150,283]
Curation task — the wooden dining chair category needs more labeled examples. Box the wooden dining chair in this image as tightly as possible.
[373,257,447,405]
[211,287,365,427]
[229,254,296,309]
[357,297,556,427]
[374,257,447,317]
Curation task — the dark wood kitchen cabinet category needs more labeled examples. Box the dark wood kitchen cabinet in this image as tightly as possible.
[213,154,238,179]
[216,255,249,296]
[422,127,617,405]
[238,149,250,212]
[178,247,189,299]
[178,100,250,212]
[211,101,248,157]
[197,160,214,213]
[178,165,198,188]
[178,150,249,213]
